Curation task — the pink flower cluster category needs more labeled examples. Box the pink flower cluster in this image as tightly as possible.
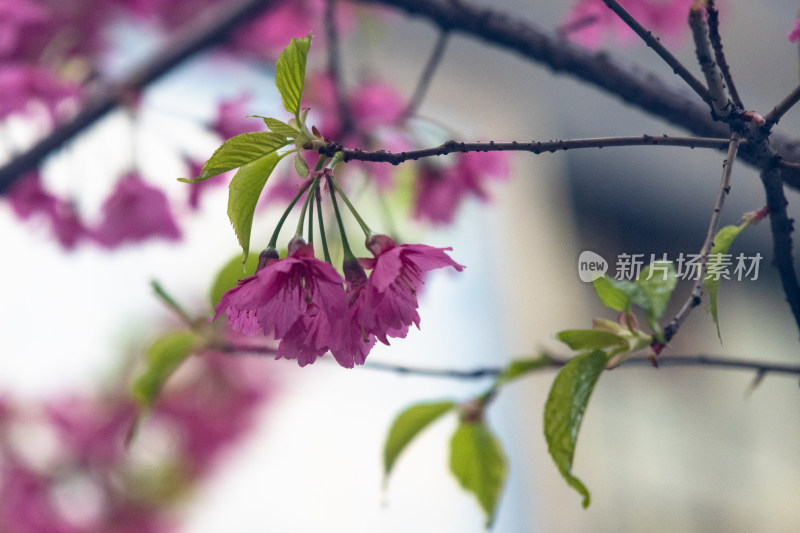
[414,151,510,225]
[215,235,464,368]
[6,172,181,250]
[0,354,270,533]
[563,0,694,49]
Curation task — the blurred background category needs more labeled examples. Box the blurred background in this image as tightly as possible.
[2,0,800,531]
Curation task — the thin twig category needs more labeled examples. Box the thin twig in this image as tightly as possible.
[600,0,711,105]
[761,166,800,335]
[364,356,800,379]
[689,5,732,117]
[322,135,736,164]
[664,133,740,342]
[151,280,194,326]
[762,83,800,131]
[706,0,743,108]
[325,0,356,135]
[218,342,800,379]
[403,29,450,119]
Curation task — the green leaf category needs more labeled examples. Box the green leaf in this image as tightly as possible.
[227,152,286,263]
[209,252,260,310]
[275,35,312,117]
[544,349,608,508]
[591,277,631,311]
[495,353,553,386]
[450,420,508,527]
[262,117,300,137]
[635,261,677,332]
[132,331,200,410]
[705,220,750,339]
[557,329,626,351]
[178,132,289,183]
[383,400,456,482]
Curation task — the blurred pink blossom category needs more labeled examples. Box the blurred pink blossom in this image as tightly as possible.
[93,173,181,248]
[414,151,510,225]
[563,0,694,49]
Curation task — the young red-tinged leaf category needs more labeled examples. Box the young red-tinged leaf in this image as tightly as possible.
[705,220,750,340]
[209,252,260,310]
[275,35,312,117]
[383,400,456,483]
[544,349,608,508]
[132,331,200,410]
[178,132,289,184]
[227,152,287,262]
[557,329,626,351]
[449,420,508,528]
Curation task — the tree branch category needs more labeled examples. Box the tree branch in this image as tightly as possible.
[763,83,800,132]
[706,0,743,109]
[362,355,800,379]
[601,0,711,105]
[663,133,740,343]
[215,341,800,380]
[325,0,356,135]
[322,135,736,164]
[689,5,732,117]
[0,0,282,194]
[404,29,450,119]
[761,166,800,335]
[358,0,800,189]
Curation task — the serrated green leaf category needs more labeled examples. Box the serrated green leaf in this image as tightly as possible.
[275,35,312,117]
[592,277,630,311]
[450,420,508,527]
[178,132,289,184]
[209,252,260,310]
[294,153,309,178]
[636,261,677,332]
[262,117,300,137]
[705,221,750,339]
[132,331,200,410]
[227,151,287,263]
[544,349,608,508]
[557,329,626,351]
[383,400,455,482]
[495,353,553,386]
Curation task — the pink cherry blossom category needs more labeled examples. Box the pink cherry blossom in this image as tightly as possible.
[414,151,510,225]
[0,64,78,119]
[93,173,181,248]
[0,0,48,59]
[563,0,693,49]
[353,235,465,345]
[215,239,348,366]
[6,173,88,249]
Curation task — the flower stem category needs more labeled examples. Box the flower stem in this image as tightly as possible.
[267,178,312,250]
[295,177,319,237]
[328,174,371,237]
[315,187,332,263]
[328,174,355,260]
